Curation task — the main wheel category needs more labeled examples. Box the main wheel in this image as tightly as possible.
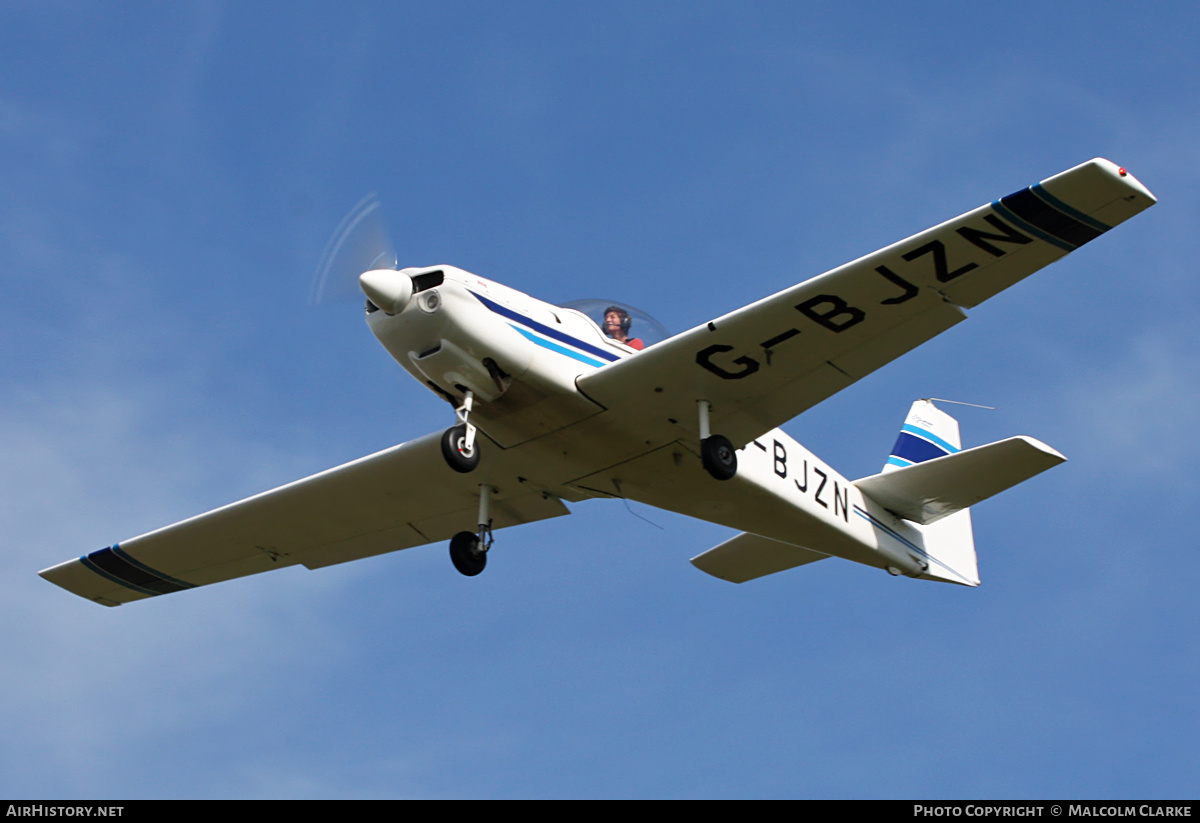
[701,434,737,481]
[441,425,480,473]
[449,531,487,576]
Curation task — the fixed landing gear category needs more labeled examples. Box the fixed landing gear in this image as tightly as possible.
[450,531,487,576]
[450,484,494,576]
[698,400,737,481]
[441,425,479,473]
[441,391,480,473]
[701,435,737,480]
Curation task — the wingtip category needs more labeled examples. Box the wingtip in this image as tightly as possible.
[1091,157,1157,204]
[38,556,127,607]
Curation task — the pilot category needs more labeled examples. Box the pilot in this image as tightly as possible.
[603,306,644,350]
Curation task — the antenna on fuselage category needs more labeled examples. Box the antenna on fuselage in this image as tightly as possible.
[926,398,996,410]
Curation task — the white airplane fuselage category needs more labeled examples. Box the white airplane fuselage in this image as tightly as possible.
[365,265,943,581]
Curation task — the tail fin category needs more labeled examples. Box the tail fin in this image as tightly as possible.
[860,399,1066,586]
[889,400,977,585]
[883,399,962,473]
[916,507,979,586]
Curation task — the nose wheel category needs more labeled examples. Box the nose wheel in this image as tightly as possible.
[441,391,480,473]
[450,484,495,576]
[441,425,480,473]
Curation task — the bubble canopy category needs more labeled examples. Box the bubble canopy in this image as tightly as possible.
[559,299,671,349]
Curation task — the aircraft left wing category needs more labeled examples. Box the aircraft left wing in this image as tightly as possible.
[578,159,1155,447]
[40,432,568,606]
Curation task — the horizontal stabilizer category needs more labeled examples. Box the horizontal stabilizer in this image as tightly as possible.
[855,436,1065,525]
[691,532,829,583]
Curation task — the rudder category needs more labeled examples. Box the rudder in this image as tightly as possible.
[884,400,978,585]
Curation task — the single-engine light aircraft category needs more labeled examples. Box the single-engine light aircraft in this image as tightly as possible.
[41,159,1155,606]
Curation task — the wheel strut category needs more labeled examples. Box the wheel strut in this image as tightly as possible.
[455,390,477,455]
[449,484,494,576]
[441,390,481,473]
[476,483,495,552]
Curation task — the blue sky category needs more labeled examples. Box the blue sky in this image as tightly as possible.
[2,1,1197,799]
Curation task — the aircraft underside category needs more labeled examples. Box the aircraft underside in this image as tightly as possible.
[39,158,1154,604]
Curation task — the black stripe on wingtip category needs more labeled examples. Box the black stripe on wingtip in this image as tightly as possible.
[83,545,195,596]
[999,187,1105,249]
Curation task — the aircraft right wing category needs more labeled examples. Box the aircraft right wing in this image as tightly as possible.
[39,431,569,606]
[578,159,1156,448]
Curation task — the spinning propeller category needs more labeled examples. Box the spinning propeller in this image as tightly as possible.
[310,192,413,313]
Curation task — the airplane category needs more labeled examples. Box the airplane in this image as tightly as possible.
[39,158,1156,606]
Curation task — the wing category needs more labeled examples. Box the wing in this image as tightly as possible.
[578,159,1156,447]
[40,431,568,606]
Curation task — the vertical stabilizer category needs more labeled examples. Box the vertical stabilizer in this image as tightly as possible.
[919,509,979,585]
[883,400,978,585]
[883,399,962,473]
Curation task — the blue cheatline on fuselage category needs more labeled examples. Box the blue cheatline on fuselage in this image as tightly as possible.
[852,505,973,585]
[470,291,622,368]
[509,325,606,367]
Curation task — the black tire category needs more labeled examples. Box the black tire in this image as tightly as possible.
[449,531,487,576]
[441,425,480,473]
[701,434,737,481]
